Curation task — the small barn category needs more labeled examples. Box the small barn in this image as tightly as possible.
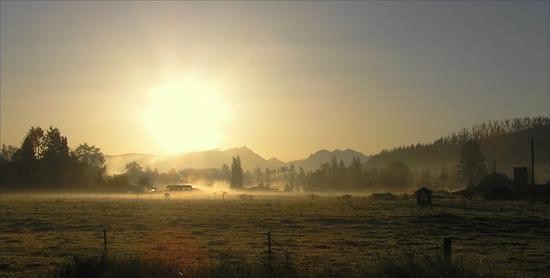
[415,187,433,205]
[476,172,515,200]
[454,172,517,200]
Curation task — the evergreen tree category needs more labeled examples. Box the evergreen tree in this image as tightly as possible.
[437,163,450,191]
[230,156,243,189]
[349,157,362,189]
[288,164,296,190]
[457,140,487,187]
[0,145,18,186]
[416,170,432,188]
[255,167,263,186]
[41,127,70,186]
[380,161,412,190]
[265,168,272,187]
[221,164,231,181]
[297,166,306,190]
[12,127,44,186]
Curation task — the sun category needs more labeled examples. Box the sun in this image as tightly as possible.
[144,77,229,155]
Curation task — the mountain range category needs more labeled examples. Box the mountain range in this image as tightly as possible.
[104,147,368,174]
[105,118,549,182]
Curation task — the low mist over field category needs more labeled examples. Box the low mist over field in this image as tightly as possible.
[1,1,549,277]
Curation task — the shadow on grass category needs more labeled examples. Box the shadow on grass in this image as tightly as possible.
[47,249,508,278]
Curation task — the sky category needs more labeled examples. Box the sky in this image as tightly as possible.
[1,1,549,161]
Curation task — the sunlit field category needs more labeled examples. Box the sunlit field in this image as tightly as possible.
[1,192,549,277]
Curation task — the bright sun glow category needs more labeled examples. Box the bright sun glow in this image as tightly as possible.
[144,78,229,155]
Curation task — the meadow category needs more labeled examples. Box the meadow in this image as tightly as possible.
[0,191,549,277]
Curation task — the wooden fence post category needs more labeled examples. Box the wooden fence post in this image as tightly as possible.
[103,229,107,255]
[267,231,272,265]
[299,200,302,217]
[443,237,452,262]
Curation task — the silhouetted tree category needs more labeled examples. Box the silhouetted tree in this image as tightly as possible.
[416,169,433,188]
[436,163,450,191]
[0,145,18,186]
[255,166,263,186]
[125,161,144,184]
[348,157,362,189]
[363,166,380,188]
[265,168,272,187]
[221,164,231,181]
[297,166,306,190]
[230,156,243,189]
[12,127,44,186]
[105,173,131,191]
[41,127,71,186]
[457,140,487,187]
[73,143,105,187]
[137,176,152,191]
[288,164,297,191]
[380,161,412,190]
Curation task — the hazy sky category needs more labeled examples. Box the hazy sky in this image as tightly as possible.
[1,1,549,161]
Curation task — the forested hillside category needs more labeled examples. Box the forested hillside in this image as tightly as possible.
[366,117,550,184]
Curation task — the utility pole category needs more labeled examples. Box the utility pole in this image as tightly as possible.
[531,138,535,201]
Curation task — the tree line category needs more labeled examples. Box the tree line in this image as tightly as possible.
[367,117,549,184]
[0,127,105,190]
[437,117,549,145]
[0,119,529,192]
[227,140,485,192]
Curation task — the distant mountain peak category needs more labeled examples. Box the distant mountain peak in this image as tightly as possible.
[104,146,368,174]
[224,146,253,153]
[290,149,368,171]
[268,157,284,164]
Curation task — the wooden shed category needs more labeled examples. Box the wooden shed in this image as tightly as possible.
[415,187,433,205]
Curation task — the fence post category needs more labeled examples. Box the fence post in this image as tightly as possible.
[267,231,272,265]
[299,200,302,217]
[443,237,452,262]
[103,229,107,255]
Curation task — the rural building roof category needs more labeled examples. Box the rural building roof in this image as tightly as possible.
[478,172,513,187]
[415,187,433,194]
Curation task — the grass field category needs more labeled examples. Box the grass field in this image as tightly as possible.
[0,191,549,277]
